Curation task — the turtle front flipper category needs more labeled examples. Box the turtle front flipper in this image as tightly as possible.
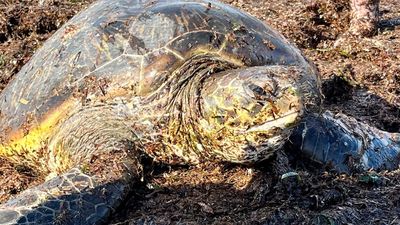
[0,106,143,225]
[289,112,400,173]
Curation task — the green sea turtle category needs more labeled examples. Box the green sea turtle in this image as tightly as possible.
[0,0,399,224]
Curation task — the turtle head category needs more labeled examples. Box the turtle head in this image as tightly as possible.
[199,66,305,163]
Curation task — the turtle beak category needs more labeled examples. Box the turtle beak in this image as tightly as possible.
[246,111,300,133]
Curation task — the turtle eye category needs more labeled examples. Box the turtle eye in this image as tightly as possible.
[248,83,267,97]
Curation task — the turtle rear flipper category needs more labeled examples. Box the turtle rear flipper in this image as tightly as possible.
[0,164,139,225]
[0,106,143,225]
[290,112,400,173]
